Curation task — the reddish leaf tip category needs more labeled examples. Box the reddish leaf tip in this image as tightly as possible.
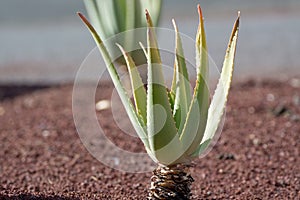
[145,9,150,19]
[77,12,91,27]
[197,4,203,19]
[77,12,85,21]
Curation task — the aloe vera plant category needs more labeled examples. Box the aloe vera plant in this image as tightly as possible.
[83,0,161,65]
[78,4,240,199]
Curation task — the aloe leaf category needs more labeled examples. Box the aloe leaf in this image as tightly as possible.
[179,5,210,156]
[137,1,162,27]
[172,19,191,130]
[123,0,135,51]
[83,0,107,38]
[95,0,118,36]
[168,90,176,113]
[112,0,127,32]
[78,13,149,150]
[116,44,147,123]
[191,139,211,156]
[146,11,184,165]
[193,12,240,157]
[139,42,147,56]
[170,63,177,100]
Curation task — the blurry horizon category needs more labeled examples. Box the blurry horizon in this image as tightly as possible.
[1,1,300,24]
[1,0,300,84]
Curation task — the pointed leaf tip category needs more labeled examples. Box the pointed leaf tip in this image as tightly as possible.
[139,42,147,56]
[197,4,203,19]
[236,11,240,25]
[115,43,125,54]
[229,12,240,43]
[77,12,102,44]
[236,12,240,29]
[79,12,149,149]
[194,12,240,157]
[172,19,178,32]
[78,12,90,28]
[145,9,150,19]
[145,9,154,28]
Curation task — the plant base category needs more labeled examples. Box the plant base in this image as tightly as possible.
[148,164,194,200]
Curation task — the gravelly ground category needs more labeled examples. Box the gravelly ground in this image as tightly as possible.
[0,78,299,199]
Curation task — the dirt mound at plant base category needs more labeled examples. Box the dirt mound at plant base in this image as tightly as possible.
[0,79,299,199]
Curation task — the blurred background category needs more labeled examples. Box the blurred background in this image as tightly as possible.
[0,0,299,84]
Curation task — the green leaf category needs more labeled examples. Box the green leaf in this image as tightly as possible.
[112,0,127,32]
[191,139,211,157]
[168,90,176,114]
[172,19,191,130]
[78,13,149,150]
[193,12,240,157]
[137,0,162,27]
[170,62,177,101]
[122,0,135,52]
[83,0,107,38]
[145,11,185,165]
[116,43,147,124]
[179,5,210,156]
[139,42,147,57]
[95,0,119,37]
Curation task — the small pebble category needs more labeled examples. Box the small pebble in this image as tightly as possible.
[249,134,256,140]
[42,130,50,137]
[293,95,300,106]
[252,138,261,146]
[289,78,300,88]
[95,100,111,111]
[112,157,120,166]
[290,114,300,122]
[285,122,292,128]
[266,93,275,102]
[206,191,212,196]
[255,120,262,127]
[0,106,5,116]
[248,107,255,114]
[23,98,34,108]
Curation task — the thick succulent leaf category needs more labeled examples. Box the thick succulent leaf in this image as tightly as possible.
[83,0,107,38]
[122,0,135,51]
[146,11,184,165]
[172,19,191,130]
[179,5,210,156]
[170,63,177,100]
[193,12,240,157]
[136,0,162,27]
[191,139,211,156]
[96,0,119,36]
[168,90,176,114]
[78,13,149,150]
[139,42,147,56]
[113,0,128,31]
[116,44,147,123]
[87,0,136,36]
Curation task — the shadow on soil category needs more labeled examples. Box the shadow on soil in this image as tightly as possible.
[0,85,52,101]
[0,194,79,200]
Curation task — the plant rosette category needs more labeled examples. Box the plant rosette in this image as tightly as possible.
[83,0,162,66]
[78,4,240,199]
